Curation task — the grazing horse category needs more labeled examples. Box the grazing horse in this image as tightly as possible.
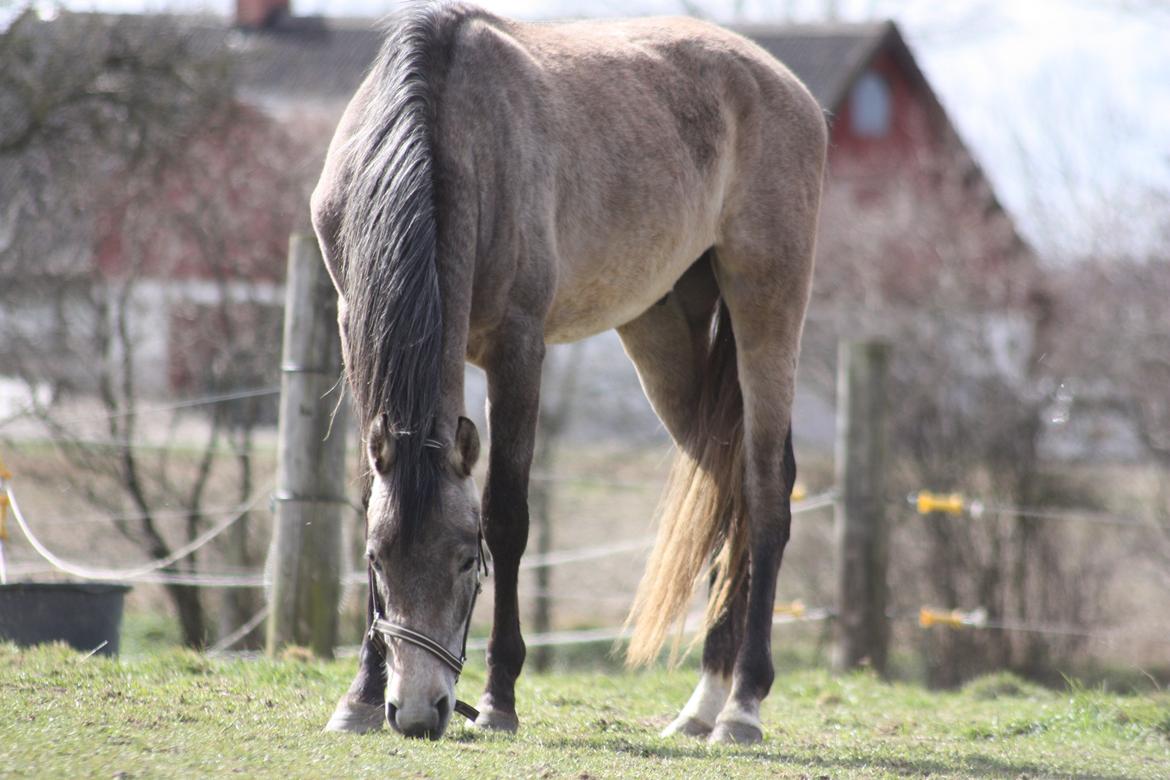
[311,1,825,743]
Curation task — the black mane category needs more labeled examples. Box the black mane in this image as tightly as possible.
[339,2,473,546]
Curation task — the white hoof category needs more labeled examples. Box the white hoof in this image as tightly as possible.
[661,714,713,738]
[473,706,519,733]
[324,698,385,734]
[708,718,763,744]
[709,701,763,745]
[663,672,730,739]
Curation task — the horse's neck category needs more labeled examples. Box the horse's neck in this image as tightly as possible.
[434,281,473,438]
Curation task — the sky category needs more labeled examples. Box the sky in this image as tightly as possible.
[33,0,1170,258]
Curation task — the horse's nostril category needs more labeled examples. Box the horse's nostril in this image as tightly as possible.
[385,701,400,732]
[433,694,450,723]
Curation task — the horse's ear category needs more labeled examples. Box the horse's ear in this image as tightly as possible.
[451,416,480,477]
[368,414,394,476]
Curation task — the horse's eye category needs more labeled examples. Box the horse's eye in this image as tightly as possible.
[460,557,477,573]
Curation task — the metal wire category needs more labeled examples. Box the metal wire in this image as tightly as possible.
[520,537,652,570]
[17,434,274,455]
[463,608,835,651]
[905,608,1170,645]
[2,386,281,431]
[207,605,271,654]
[978,503,1166,530]
[901,492,1168,531]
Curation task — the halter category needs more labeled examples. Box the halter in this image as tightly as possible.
[368,530,489,724]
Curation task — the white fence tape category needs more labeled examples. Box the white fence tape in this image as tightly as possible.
[5,486,837,589]
[5,483,270,582]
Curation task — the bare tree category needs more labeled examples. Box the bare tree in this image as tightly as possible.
[1039,214,1170,588]
[0,9,313,647]
[802,144,1119,684]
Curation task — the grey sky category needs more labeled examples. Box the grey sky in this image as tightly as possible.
[44,0,1170,257]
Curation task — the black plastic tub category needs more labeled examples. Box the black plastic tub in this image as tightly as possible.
[0,582,131,656]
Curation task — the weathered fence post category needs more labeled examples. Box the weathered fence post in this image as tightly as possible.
[266,233,348,659]
[832,339,891,674]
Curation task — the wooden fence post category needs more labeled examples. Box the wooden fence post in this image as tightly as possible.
[266,233,348,659]
[832,339,891,674]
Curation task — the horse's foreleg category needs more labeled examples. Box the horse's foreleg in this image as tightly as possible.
[324,569,388,733]
[475,330,544,733]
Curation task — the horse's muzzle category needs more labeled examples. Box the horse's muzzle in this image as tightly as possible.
[386,695,450,740]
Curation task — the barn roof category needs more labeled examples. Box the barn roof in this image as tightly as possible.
[177,15,901,113]
[208,17,384,106]
[26,10,906,115]
[737,21,895,112]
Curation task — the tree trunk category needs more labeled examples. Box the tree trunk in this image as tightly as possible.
[220,511,262,649]
[167,582,207,649]
[220,425,262,650]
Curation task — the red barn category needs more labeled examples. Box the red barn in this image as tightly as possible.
[749,22,1033,303]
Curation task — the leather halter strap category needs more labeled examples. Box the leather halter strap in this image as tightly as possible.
[370,619,464,675]
[368,530,489,724]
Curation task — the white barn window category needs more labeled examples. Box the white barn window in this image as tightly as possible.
[850,71,892,137]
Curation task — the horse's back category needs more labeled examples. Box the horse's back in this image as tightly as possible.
[433,11,825,341]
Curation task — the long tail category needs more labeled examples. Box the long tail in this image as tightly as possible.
[626,302,747,666]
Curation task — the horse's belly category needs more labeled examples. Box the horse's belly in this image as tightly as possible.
[542,240,709,343]
[540,140,727,343]
[543,287,653,343]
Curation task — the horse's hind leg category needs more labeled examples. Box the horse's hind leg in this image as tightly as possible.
[706,187,819,745]
[661,576,747,737]
[616,252,718,443]
[618,258,748,738]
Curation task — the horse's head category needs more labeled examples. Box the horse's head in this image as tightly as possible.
[364,414,482,740]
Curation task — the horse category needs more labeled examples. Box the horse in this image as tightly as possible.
[310,1,826,743]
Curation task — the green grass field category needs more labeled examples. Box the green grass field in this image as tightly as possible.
[2,643,1168,779]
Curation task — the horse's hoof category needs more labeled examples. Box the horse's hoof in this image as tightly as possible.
[324,698,385,734]
[473,706,519,733]
[661,715,713,738]
[708,718,763,745]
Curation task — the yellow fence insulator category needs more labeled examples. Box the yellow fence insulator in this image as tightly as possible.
[773,600,806,619]
[920,607,988,630]
[1,454,10,543]
[914,490,966,516]
[791,484,808,502]
[919,607,966,629]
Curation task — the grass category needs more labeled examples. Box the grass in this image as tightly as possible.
[2,644,1168,779]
